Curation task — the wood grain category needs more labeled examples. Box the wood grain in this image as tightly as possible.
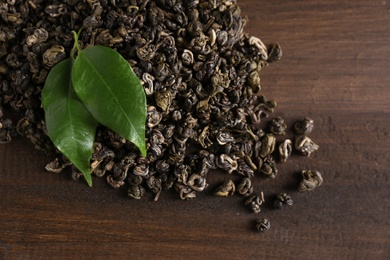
[1,1,389,259]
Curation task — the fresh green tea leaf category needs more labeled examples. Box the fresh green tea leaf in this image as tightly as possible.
[42,58,98,186]
[72,46,147,156]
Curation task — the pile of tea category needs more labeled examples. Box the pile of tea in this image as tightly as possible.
[0,0,322,232]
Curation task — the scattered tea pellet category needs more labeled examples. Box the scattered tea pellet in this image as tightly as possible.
[298,170,323,192]
[256,218,271,233]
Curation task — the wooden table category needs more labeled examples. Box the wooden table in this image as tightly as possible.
[1,1,389,259]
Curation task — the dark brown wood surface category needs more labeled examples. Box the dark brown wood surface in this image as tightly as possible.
[1,1,389,259]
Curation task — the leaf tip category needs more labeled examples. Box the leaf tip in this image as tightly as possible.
[83,172,93,187]
[138,141,147,158]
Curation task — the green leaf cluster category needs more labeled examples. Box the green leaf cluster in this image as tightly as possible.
[42,30,147,186]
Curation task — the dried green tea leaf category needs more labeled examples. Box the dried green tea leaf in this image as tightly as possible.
[42,58,98,186]
[72,46,147,156]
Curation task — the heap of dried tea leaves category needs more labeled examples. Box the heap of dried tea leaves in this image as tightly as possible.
[0,0,322,232]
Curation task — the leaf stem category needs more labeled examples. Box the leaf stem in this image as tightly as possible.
[71,28,83,60]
